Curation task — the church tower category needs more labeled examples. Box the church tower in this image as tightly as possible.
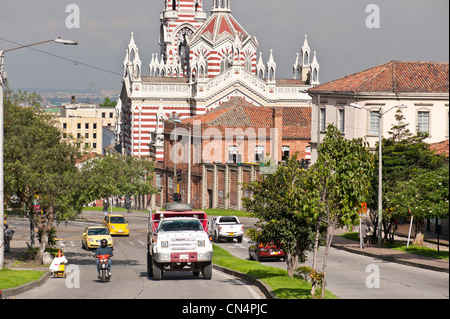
[158,0,207,76]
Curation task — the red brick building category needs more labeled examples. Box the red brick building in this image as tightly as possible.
[151,97,311,209]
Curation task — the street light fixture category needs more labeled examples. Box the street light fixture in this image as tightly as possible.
[350,103,408,247]
[0,37,78,269]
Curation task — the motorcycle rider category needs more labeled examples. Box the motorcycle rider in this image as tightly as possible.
[94,239,113,277]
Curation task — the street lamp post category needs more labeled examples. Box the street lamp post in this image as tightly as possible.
[169,113,181,202]
[0,38,77,269]
[349,103,407,247]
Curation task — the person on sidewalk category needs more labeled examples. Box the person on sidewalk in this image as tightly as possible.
[3,224,14,252]
[103,198,109,217]
[359,222,368,249]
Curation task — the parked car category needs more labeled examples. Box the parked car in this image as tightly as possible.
[248,242,285,261]
[103,214,130,236]
[81,226,113,250]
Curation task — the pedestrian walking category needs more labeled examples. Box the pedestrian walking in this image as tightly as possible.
[4,224,14,252]
[103,198,109,216]
[125,196,132,214]
[359,222,368,249]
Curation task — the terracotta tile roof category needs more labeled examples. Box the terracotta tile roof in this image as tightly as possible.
[430,139,449,158]
[183,98,311,132]
[309,61,449,94]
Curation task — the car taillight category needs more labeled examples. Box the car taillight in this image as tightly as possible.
[258,243,264,248]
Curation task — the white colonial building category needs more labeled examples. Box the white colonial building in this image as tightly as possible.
[307,60,449,163]
[118,0,320,161]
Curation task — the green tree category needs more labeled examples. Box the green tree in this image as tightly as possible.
[99,97,117,108]
[307,125,374,298]
[4,92,87,263]
[387,165,449,245]
[4,91,157,264]
[243,155,315,277]
[370,109,446,244]
[82,153,158,202]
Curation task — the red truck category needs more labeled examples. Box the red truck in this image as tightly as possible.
[146,204,213,280]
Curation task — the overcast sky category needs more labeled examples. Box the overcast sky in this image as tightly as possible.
[0,0,448,92]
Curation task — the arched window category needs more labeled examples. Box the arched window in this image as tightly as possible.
[220,53,232,73]
[244,56,252,72]
[312,68,318,83]
[269,67,275,81]
[303,51,309,65]
[258,69,264,79]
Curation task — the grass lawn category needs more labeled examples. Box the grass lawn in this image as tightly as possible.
[340,232,449,260]
[212,244,337,299]
[0,268,46,290]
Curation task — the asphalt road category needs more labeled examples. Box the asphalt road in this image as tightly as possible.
[13,214,264,300]
[9,212,449,299]
[214,226,449,299]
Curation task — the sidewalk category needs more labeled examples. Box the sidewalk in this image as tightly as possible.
[332,225,449,273]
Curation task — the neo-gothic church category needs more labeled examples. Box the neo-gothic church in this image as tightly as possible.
[118,0,320,161]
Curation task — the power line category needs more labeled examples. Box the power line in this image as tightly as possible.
[0,37,123,77]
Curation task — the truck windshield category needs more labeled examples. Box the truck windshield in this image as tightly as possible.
[159,220,203,232]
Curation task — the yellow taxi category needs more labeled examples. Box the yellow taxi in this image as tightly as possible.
[103,214,130,236]
[81,226,113,250]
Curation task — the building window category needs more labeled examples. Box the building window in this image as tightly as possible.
[93,123,97,129]
[255,145,264,162]
[93,143,97,149]
[85,133,89,139]
[220,53,232,73]
[244,56,252,73]
[320,108,326,131]
[77,123,81,129]
[282,146,290,161]
[85,123,89,129]
[339,109,345,133]
[62,123,67,129]
[417,111,429,133]
[109,112,113,118]
[93,133,97,139]
[369,111,380,135]
[228,145,239,163]
[102,112,106,118]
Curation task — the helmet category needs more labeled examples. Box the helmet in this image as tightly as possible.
[100,239,108,247]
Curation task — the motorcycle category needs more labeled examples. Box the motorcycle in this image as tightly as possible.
[95,254,111,282]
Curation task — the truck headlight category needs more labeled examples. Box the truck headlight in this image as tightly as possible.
[197,240,205,247]
[161,241,169,248]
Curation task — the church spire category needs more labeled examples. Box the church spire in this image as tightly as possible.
[212,0,231,12]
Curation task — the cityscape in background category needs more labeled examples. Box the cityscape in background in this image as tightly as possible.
[11,87,120,106]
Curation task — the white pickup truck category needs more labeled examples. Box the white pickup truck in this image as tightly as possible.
[208,215,244,243]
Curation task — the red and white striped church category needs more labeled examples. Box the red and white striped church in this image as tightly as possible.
[117,0,320,161]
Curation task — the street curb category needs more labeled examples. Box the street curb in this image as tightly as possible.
[213,264,278,299]
[331,244,449,274]
[2,271,51,298]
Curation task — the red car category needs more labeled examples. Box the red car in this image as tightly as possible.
[248,242,285,261]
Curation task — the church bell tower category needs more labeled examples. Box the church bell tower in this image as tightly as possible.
[159,0,207,76]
